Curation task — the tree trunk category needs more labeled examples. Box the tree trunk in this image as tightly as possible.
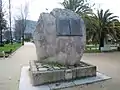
[0,27,2,46]
[99,32,105,51]
[9,0,13,45]
[21,28,24,45]
[22,35,24,45]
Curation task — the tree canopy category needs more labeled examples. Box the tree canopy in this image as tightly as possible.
[61,0,92,15]
[0,10,7,45]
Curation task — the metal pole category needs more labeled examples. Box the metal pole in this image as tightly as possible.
[0,0,2,45]
[9,0,12,44]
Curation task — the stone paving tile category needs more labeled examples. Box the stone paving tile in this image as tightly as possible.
[73,72,111,86]
[49,81,75,90]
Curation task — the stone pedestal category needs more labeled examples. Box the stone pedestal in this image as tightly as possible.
[19,66,111,90]
[29,60,96,86]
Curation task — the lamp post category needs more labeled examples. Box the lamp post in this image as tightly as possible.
[0,0,2,45]
[9,0,12,44]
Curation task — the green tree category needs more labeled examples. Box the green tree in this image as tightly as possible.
[61,0,120,51]
[83,15,99,44]
[61,0,92,15]
[14,2,29,45]
[0,10,7,46]
[90,9,119,50]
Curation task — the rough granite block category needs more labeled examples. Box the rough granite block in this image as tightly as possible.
[30,70,65,86]
[33,8,86,65]
[76,67,86,78]
[29,60,37,72]
[72,68,77,79]
[65,69,72,80]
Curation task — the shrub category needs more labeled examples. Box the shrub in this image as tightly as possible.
[0,43,4,47]
[24,38,30,42]
[4,40,10,44]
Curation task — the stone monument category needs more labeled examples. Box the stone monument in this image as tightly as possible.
[29,8,96,86]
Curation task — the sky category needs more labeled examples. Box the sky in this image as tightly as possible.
[2,0,120,22]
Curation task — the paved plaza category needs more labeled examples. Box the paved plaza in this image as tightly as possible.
[0,42,120,90]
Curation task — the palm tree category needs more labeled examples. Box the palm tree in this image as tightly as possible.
[61,0,92,15]
[84,15,99,44]
[61,0,120,51]
[91,9,119,50]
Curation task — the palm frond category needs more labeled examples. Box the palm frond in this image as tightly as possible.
[61,0,92,15]
[108,16,118,20]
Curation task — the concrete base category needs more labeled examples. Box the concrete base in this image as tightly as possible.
[19,66,111,90]
[29,60,96,85]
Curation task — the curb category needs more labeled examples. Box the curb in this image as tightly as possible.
[8,45,23,58]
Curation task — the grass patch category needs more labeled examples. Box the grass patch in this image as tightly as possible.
[0,43,21,52]
[85,44,101,53]
[84,49,101,53]
[0,43,22,57]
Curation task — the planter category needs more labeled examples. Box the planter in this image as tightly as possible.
[29,60,96,86]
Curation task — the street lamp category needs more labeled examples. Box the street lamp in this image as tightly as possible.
[0,0,3,45]
[9,0,12,44]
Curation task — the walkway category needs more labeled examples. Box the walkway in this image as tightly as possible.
[0,42,37,90]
